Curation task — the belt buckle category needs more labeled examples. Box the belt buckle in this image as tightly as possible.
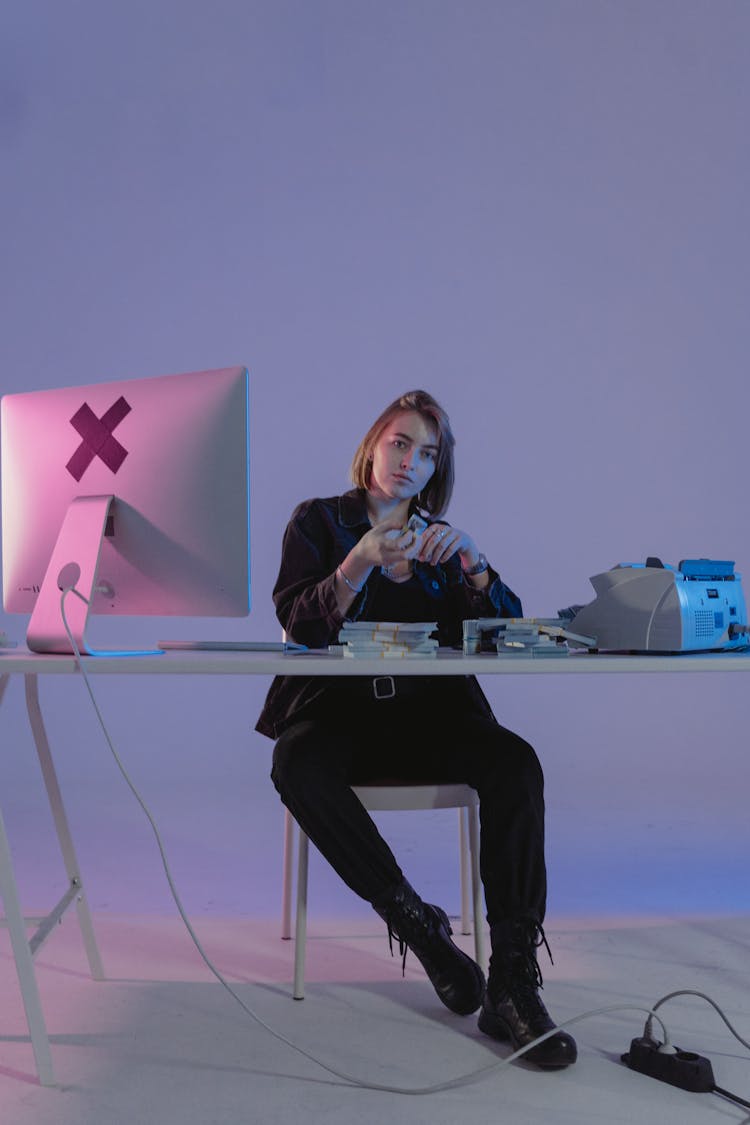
[372,675,396,700]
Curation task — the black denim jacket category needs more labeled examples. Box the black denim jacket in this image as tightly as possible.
[255,490,523,739]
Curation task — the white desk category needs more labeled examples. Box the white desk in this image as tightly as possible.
[4,646,750,677]
[2,645,750,1084]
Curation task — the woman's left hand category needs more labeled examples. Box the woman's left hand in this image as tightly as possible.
[416,523,480,570]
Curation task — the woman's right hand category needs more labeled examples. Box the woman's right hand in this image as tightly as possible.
[349,520,419,570]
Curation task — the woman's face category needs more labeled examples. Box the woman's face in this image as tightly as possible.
[368,410,438,503]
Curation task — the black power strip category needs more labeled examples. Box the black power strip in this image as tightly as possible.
[622,1037,715,1092]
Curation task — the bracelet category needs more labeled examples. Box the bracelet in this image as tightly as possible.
[337,565,365,594]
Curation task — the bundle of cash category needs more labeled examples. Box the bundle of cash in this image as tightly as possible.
[495,622,570,658]
[338,620,439,658]
[463,617,595,657]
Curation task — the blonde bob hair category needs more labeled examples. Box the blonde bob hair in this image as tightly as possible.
[350,390,455,517]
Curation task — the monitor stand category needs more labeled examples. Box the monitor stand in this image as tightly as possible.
[26,495,160,657]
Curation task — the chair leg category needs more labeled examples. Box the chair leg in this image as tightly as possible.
[467,803,486,972]
[281,808,295,940]
[292,829,309,1000]
[459,807,471,934]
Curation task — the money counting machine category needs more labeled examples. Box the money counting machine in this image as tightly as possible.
[566,558,748,653]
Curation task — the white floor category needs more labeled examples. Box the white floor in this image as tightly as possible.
[1,910,749,1125]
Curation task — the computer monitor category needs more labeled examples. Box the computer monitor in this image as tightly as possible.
[1,365,250,655]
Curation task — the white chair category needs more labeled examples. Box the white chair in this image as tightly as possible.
[281,784,485,1000]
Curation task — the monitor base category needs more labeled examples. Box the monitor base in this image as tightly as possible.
[27,495,114,655]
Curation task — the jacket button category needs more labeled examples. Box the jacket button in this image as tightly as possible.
[431,580,439,590]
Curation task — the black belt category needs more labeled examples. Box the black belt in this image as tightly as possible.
[334,674,454,705]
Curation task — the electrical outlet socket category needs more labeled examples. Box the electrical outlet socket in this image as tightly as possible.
[622,1037,715,1093]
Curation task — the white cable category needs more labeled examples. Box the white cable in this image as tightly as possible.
[645,989,750,1052]
[59,588,700,1095]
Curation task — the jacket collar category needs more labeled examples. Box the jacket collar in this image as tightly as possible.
[337,489,370,528]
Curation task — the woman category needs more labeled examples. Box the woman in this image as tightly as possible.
[256,390,576,1070]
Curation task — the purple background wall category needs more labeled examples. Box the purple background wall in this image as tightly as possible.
[1,2,748,921]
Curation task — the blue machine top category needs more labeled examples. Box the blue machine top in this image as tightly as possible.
[619,558,736,581]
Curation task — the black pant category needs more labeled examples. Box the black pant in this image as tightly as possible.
[271,694,547,926]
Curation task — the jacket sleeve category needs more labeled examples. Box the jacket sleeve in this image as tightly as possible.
[432,558,521,647]
[464,569,523,620]
[272,500,355,649]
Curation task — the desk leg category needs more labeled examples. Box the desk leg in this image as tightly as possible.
[0,804,55,1086]
[24,675,104,981]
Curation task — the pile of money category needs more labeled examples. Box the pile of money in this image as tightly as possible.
[338,620,439,658]
[494,622,571,657]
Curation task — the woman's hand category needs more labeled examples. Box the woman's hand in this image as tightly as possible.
[415,523,480,570]
[350,520,421,570]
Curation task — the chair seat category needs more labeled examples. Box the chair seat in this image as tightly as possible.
[352,782,479,810]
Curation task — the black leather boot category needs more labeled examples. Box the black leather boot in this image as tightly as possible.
[478,919,577,1069]
[372,878,486,1015]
